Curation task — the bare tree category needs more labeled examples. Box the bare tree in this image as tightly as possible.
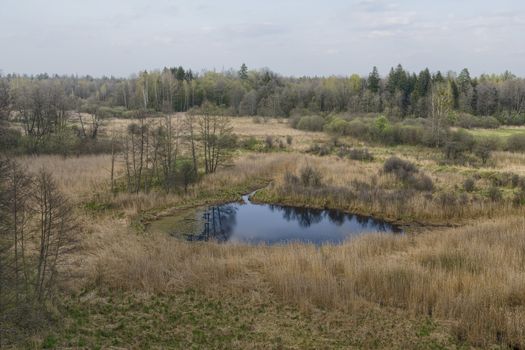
[430,82,452,148]
[33,169,75,302]
[183,113,199,175]
[192,102,235,174]
[157,115,180,193]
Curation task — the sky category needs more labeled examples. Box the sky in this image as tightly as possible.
[1,0,524,77]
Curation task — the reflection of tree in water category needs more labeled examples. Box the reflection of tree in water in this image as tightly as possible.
[276,206,324,228]
[327,210,346,226]
[187,205,237,242]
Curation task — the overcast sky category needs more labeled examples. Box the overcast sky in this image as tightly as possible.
[1,0,524,77]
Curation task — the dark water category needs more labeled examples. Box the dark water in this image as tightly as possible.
[185,194,402,245]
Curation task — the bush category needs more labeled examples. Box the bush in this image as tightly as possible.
[463,178,476,192]
[348,148,374,161]
[507,134,525,152]
[295,115,326,132]
[324,117,353,136]
[383,157,418,178]
[487,186,503,202]
[454,113,500,129]
[497,113,525,126]
[265,135,274,149]
[308,143,331,156]
[474,138,498,165]
[383,157,433,191]
[300,165,323,187]
[409,174,434,192]
[240,136,259,150]
[443,130,475,161]
[388,124,427,146]
[0,126,22,151]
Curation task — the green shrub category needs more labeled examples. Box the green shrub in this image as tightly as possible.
[296,115,325,131]
[455,113,500,129]
[240,136,259,150]
[324,117,352,136]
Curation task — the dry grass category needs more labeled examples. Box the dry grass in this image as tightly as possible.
[16,154,121,202]
[257,154,522,224]
[86,216,525,347]
[11,117,525,348]
[493,151,525,175]
[229,117,328,151]
[103,115,327,151]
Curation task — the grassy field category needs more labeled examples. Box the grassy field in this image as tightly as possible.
[9,115,525,349]
[464,126,525,140]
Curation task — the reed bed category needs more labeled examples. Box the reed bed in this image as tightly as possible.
[87,217,525,347]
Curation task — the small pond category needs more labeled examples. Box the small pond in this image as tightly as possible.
[153,193,402,245]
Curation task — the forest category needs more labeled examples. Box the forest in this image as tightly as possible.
[1,65,524,121]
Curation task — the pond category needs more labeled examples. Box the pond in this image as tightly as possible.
[153,193,402,245]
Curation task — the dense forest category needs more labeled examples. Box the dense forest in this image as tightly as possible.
[1,65,524,121]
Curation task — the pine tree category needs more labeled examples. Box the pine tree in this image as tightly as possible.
[239,63,248,80]
[367,66,380,93]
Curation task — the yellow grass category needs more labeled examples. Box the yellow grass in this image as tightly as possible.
[103,115,327,151]
[16,154,120,202]
[87,216,525,347]
[11,117,525,348]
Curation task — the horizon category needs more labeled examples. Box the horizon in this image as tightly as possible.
[1,0,524,77]
[0,65,521,80]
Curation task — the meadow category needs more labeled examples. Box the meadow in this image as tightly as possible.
[5,116,525,349]
[465,126,525,140]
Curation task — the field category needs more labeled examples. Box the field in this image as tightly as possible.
[465,126,525,140]
[8,115,525,349]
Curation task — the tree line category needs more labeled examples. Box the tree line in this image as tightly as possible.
[1,65,524,124]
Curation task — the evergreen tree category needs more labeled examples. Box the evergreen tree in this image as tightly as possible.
[457,68,472,92]
[415,68,432,97]
[432,71,445,84]
[367,66,380,93]
[239,63,248,80]
[175,66,186,82]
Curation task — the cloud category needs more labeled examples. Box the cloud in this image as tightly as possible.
[340,0,417,38]
[220,22,290,38]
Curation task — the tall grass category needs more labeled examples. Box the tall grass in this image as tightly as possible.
[87,217,525,347]
[16,154,120,202]
[258,155,522,224]
[14,151,525,347]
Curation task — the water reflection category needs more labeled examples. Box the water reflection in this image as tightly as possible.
[185,195,402,245]
[187,205,238,242]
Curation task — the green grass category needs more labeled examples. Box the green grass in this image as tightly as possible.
[29,289,464,350]
[464,127,525,140]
